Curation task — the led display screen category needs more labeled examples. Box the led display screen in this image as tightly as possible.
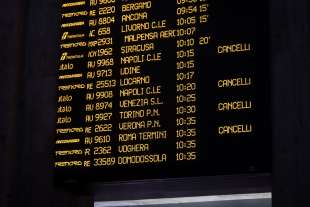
[55,0,270,182]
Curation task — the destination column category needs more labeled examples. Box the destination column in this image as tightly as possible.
[117,0,168,167]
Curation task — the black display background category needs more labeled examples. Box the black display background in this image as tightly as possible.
[54,0,271,183]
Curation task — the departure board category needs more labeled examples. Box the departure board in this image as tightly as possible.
[55,0,270,182]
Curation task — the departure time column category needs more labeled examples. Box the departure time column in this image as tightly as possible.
[175,0,200,162]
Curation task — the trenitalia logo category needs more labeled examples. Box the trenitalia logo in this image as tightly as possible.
[61,32,85,40]
[61,32,69,40]
[60,52,68,61]
[60,52,84,61]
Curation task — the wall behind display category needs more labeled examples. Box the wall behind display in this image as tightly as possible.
[0,1,24,205]
[0,0,92,206]
[271,0,310,207]
[0,0,309,207]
